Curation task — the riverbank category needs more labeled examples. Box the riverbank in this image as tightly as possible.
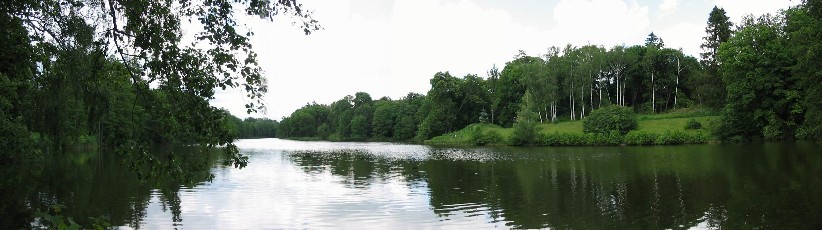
[424,114,720,146]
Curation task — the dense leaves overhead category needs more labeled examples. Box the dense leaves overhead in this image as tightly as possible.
[0,0,319,166]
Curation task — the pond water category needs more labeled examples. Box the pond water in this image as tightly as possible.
[2,139,821,229]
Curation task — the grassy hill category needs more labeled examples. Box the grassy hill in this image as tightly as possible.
[425,110,720,146]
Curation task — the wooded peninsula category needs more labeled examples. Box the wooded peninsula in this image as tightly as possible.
[267,4,822,146]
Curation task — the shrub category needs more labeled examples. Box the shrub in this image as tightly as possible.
[470,125,503,146]
[655,131,687,145]
[510,105,539,146]
[685,131,710,144]
[624,131,658,145]
[685,119,702,130]
[538,132,561,146]
[624,130,711,145]
[583,105,638,135]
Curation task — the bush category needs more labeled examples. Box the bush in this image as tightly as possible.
[469,125,503,146]
[583,105,638,135]
[625,130,710,145]
[624,131,659,145]
[510,105,539,146]
[537,131,623,146]
[685,119,702,130]
[655,131,687,145]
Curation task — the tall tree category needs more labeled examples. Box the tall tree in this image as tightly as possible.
[788,1,822,141]
[486,65,501,124]
[698,6,734,109]
[416,72,460,140]
[606,46,630,107]
[716,14,799,141]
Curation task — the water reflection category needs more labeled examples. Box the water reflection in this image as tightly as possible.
[281,141,822,229]
[1,139,821,229]
[0,145,220,229]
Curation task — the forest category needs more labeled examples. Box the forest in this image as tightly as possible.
[275,3,822,144]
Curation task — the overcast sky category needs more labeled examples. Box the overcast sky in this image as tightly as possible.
[210,0,798,120]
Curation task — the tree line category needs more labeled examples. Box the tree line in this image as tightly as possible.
[276,1,822,143]
[277,34,702,141]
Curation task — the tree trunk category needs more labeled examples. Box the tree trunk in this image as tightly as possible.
[589,73,594,112]
[652,71,655,113]
[570,81,575,120]
[675,57,680,109]
[598,82,602,108]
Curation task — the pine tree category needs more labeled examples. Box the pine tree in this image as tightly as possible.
[698,6,734,109]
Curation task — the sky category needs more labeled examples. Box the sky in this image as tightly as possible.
[209,0,799,120]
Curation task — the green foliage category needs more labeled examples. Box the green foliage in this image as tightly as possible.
[716,14,800,142]
[33,204,92,230]
[624,131,660,145]
[350,115,369,140]
[0,115,34,163]
[279,103,327,138]
[0,0,321,167]
[625,130,709,145]
[468,124,504,146]
[316,123,330,139]
[685,119,702,130]
[371,100,397,140]
[697,6,734,109]
[583,105,638,135]
[509,92,539,146]
[786,4,822,141]
[537,131,623,146]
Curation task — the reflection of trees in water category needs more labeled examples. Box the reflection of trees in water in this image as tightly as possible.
[287,150,428,189]
[287,143,822,229]
[0,145,220,229]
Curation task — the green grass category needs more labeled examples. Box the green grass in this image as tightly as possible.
[426,123,511,145]
[637,116,719,134]
[425,111,721,146]
[537,121,584,134]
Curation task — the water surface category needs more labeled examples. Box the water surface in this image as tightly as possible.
[2,139,821,229]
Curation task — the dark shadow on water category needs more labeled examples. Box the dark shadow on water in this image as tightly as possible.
[0,145,222,229]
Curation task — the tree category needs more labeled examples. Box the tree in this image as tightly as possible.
[329,96,354,139]
[486,65,501,124]
[698,6,734,109]
[645,32,665,48]
[393,93,424,140]
[510,90,539,145]
[350,115,369,140]
[371,100,397,140]
[1,0,321,167]
[416,72,459,139]
[542,47,563,122]
[716,14,799,141]
[606,46,630,107]
[787,1,822,141]
[496,55,535,126]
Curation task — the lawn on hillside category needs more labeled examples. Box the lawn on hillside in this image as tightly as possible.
[425,113,719,146]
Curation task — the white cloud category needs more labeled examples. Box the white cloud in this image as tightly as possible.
[659,0,679,15]
[388,0,546,93]
[658,22,703,57]
[550,0,650,47]
[713,0,799,23]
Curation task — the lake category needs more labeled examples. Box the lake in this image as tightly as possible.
[2,139,821,229]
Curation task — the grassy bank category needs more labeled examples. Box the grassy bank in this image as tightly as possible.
[425,113,720,146]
